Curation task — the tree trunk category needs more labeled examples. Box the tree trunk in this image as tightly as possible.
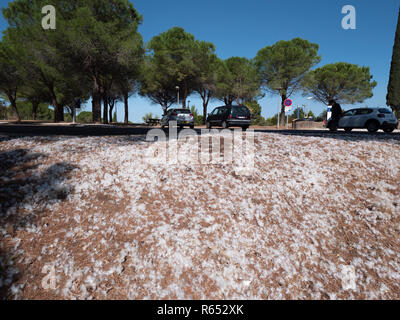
[92,76,102,123]
[52,96,63,123]
[109,99,115,123]
[103,94,109,124]
[32,101,39,121]
[7,94,20,122]
[182,80,188,109]
[200,90,210,124]
[47,84,63,123]
[92,92,101,123]
[124,93,129,124]
[280,93,287,127]
[203,102,208,125]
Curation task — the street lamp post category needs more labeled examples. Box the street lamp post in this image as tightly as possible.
[176,86,180,107]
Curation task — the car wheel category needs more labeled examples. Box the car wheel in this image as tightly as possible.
[242,126,249,131]
[328,123,338,132]
[344,128,353,132]
[366,121,379,133]
[383,127,395,133]
[222,121,228,129]
[206,121,211,129]
[189,125,194,129]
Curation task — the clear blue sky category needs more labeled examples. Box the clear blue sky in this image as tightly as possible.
[0,0,399,122]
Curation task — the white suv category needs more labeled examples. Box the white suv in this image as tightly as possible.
[325,107,398,133]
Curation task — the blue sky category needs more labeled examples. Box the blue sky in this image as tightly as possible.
[0,0,399,122]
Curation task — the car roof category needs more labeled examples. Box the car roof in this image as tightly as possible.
[217,105,248,108]
[346,107,392,111]
[344,107,377,112]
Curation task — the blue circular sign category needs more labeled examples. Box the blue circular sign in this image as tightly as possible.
[284,99,292,107]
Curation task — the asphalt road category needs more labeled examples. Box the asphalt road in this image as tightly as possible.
[0,123,399,141]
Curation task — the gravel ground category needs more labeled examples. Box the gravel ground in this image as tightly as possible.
[0,132,400,300]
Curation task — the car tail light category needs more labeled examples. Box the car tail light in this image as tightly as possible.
[323,120,327,126]
[378,114,385,118]
[171,112,177,116]
[229,115,232,119]
[190,113,193,117]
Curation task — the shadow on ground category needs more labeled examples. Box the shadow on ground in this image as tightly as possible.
[0,148,77,299]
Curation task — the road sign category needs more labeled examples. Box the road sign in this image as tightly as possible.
[284,99,293,107]
[285,106,291,114]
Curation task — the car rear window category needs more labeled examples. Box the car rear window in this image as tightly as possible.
[231,106,250,116]
[174,109,191,114]
[378,108,393,114]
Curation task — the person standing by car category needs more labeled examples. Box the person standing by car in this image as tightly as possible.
[329,99,342,130]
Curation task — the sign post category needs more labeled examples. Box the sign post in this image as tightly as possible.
[277,98,280,130]
[284,99,293,129]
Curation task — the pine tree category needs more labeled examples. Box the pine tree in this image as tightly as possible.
[387,8,400,114]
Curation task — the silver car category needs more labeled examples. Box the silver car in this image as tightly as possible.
[161,108,194,129]
[325,107,398,133]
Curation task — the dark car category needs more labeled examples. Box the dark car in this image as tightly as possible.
[161,108,194,129]
[206,105,251,130]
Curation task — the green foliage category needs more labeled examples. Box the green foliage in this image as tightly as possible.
[64,113,72,123]
[112,111,117,123]
[0,104,8,120]
[65,0,144,123]
[2,0,143,123]
[142,112,155,123]
[307,110,315,118]
[190,106,203,126]
[255,38,320,124]
[290,107,306,119]
[139,55,178,114]
[315,110,327,122]
[387,8,400,112]
[5,99,54,121]
[141,27,208,113]
[215,57,262,106]
[0,36,22,120]
[255,38,320,95]
[302,62,377,105]
[76,111,93,123]
[192,43,219,121]
[244,101,264,125]
[264,114,278,126]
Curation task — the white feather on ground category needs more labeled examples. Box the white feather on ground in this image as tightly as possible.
[0,132,399,299]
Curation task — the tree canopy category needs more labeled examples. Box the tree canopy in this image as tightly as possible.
[1,0,143,123]
[215,57,262,106]
[302,62,377,105]
[0,2,380,125]
[255,38,321,124]
[387,7,400,113]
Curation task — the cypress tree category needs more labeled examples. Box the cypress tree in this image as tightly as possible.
[387,8,400,115]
